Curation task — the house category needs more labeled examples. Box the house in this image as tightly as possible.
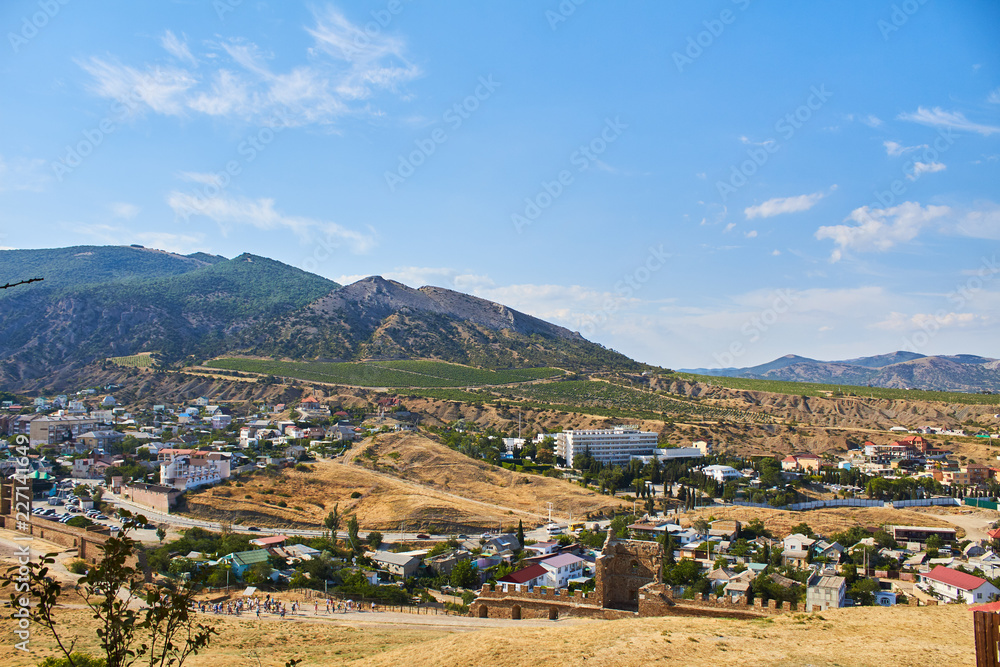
[701,465,742,483]
[806,575,846,612]
[250,534,289,549]
[218,549,271,579]
[892,526,957,545]
[964,543,987,559]
[919,565,1000,604]
[497,563,548,593]
[538,553,587,588]
[813,540,845,564]
[370,551,421,579]
[483,534,521,554]
[782,533,816,568]
[781,452,823,472]
[523,541,559,557]
[706,567,734,590]
[722,579,751,601]
[874,590,897,606]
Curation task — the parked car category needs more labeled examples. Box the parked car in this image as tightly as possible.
[416,533,431,540]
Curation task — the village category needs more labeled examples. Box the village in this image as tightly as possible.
[2,382,1000,632]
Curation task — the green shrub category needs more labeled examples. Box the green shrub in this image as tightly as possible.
[350,491,362,499]
[67,559,88,574]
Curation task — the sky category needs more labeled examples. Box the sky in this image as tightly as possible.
[1,1,998,370]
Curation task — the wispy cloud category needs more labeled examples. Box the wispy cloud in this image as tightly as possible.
[907,161,946,180]
[77,5,420,127]
[988,88,1000,105]
[167,191,376,254]
[0,155,49,192]
[161,30,196,65]
[744,188,832,219]
[884,140,926,157]
[898,106,1000,136]
[815,201,951,261]
[110,202,140,219]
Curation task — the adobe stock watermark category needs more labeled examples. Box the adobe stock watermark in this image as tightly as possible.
[10,434,34,653]
[171,110,290,221]
[712,289,796,367]
[672,0,751,73]
[512,116,627,234]
[578,244,669,338]
[8,0,71,54]
[385,75,500,192]
[878,0,929,40]
[901,254,998,353]
[716,84,832,202]
[545,0,586,30]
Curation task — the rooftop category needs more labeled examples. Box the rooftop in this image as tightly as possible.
[922,565,989,591]
[499,563,548,584]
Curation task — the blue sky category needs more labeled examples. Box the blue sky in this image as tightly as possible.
[1,0,998,369]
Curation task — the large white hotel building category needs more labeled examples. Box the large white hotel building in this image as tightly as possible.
[556,426,658,466]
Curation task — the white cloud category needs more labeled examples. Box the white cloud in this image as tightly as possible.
[898,107,1000,136]
[883,140,926,157]
[771,249,781,256]
[815,201,951,260]
[161,30,196,65]
[907,161,946,180]
[988,88,1000,105]
[74,222,204,254]
[744,230,757,238]
[0,155,48,192]
[874,311,981,331]
[167,192,376,254]
[955,201,1000,240]
[110,202,140,219]
[744,189,830,219]
[861,114,883,128]
[78,5,420,127]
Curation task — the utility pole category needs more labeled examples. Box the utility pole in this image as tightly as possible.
[547,502,553,524]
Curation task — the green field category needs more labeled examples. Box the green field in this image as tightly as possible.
[107,353,156,368]
[675,373,1000,406]
[203,358,563,387]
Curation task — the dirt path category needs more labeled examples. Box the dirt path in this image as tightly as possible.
[932,509,998,542]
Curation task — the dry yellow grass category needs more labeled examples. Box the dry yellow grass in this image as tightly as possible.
[682,504,968,539]
[5,603,976,666]
[186,432,625,530]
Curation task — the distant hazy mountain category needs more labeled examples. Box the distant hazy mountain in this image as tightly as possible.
[0,245,638,388]
[682,351,1000,392]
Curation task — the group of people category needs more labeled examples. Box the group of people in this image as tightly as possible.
[192,593,379,619]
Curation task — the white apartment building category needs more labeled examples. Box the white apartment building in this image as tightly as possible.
[556,427,658,465]
[159,448,231,491]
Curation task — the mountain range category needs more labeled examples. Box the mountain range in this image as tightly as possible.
[0,245,638,389]
[682,352,1000,393]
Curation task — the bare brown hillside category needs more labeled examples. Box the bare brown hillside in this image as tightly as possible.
[185,432,625,531]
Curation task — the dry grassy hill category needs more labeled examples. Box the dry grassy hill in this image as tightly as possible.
[8,603,976,666]
[185,432,625,531]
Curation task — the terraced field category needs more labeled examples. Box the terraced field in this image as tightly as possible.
[487,380,774,424]
[107,352,157,367]
[677,372,1000,406]
[203,358,563,387]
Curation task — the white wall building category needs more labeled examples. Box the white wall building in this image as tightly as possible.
[701,465,742,483]
[556,427,658,465]
[159,449,231,491]
[919,565,1000,604]
[539,553,586,588]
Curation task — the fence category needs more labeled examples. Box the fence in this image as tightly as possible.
[966,498,1000,510]
[975,610,1000,667]
[732,497,960,511]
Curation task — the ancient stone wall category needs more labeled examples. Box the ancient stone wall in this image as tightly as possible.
[595,536,663,610]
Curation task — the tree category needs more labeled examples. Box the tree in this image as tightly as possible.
[516,520,525,550]
[789,522,814,538]
[324,504,341,544]
[849,577,881,606]
[693,518,710,535]
[450,559,478,589]
[155,526,166,544]
[367,530,384,550]
[346,515,360,552]
[2,509,216,667]
[245,561,273,585]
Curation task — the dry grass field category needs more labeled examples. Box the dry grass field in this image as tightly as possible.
[186,432,625,531]
[4,603,977,666]
[682,504,973,539]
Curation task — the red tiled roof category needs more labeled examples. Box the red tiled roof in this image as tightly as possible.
[923,565,988,591]
[988,528,1000,540]
[498,564,547,584]
[971,601,1000,613]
